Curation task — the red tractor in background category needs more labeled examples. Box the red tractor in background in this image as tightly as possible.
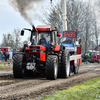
[13,25,81,80]
[97,55,100,63]
[90,54,100,63]
[90,54,98,63]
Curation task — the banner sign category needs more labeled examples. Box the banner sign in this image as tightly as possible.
[63,31,77,38]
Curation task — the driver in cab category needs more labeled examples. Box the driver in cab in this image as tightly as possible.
[39,34,47,46]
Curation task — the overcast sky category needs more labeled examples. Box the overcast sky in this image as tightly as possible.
[0,0,52,43]
[0,0,95,44]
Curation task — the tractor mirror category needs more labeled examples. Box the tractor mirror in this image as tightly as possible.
[21,30,24,36]
[57,33,62,37]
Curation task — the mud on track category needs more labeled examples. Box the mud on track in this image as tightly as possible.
[0,64,100,100]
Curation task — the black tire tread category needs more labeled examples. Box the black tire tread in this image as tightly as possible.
[45,55,58,80]
[61,49,70,78]
[13,54,25,78]
[58,53,62,78]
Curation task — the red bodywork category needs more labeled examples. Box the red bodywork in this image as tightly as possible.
[77,46,81,54]
[91,54,98,62]
[26,45,46,61]
[36,25,52,31]
[52,45,60,51]
[97,55,100,60]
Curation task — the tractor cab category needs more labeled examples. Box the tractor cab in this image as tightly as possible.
[21,25,61,48]
[36,25,62,47]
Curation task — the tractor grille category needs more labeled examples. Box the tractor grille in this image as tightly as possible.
[30,53,40,61]
[32,50,45,53]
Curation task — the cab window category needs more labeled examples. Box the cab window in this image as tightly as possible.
[52,32,55,45]
[38,31,52,47]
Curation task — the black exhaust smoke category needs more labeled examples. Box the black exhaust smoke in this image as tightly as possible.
[8,0,44,25]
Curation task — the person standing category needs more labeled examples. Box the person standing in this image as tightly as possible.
[4,49,8,62]
[84,54,88,64]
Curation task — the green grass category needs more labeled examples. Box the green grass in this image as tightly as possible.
[0,66,12,68]
[38,77,100,100]
[0,64,12,68]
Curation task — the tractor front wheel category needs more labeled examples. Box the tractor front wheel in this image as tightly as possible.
[45,55,58,80]
[13,54,25,78]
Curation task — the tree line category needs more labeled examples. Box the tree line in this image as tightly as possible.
[36,0,100,53]
[1,0,100,53]
[0,29,29,49]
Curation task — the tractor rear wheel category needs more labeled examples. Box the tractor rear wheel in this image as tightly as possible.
[45,55,58,80]
[61,49,70,78]
[13,54,25,78]
[58,53,62,78]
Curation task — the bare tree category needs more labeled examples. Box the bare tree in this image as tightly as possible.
[1,29,22,49]
[94,0,100,49]
[12,29,21,48]
[36,1,62,32]
[1,33,14,48]
[36,0,96,53]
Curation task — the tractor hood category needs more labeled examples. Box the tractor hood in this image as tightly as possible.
[25,45,46,51]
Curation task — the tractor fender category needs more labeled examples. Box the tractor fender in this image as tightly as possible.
[52,45,65,52]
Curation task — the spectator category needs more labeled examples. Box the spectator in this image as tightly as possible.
[84,54,88,64]
[4,49,8,62]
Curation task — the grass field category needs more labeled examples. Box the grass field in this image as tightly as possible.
[0,66,12,68]
[0,60,13,68]
[0,64,12,68]
[38,77,100,100]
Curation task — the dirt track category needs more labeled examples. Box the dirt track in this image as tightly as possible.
[0,64,100,100]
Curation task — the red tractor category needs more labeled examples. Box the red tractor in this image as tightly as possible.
[90,54,98,63]
[90,54,100,63]
[13,25,79,80]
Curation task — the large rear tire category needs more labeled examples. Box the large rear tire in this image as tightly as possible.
[58,53,62,78]
[13,54,25,78]
[45,55,58,80]
[61,49,70,78]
